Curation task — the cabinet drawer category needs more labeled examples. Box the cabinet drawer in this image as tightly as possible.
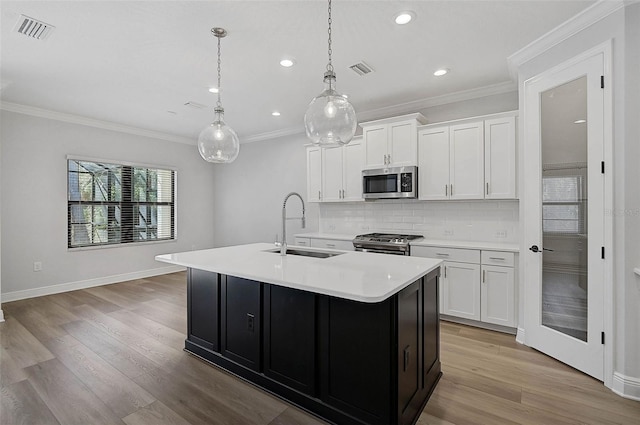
[481,251,514,267]
[295,237,311,247]
[412,246,480,263]
[310,238,354,251]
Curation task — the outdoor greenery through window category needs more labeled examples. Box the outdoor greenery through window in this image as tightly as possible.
[68,159,175,248]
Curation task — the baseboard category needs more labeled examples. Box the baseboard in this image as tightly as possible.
[1,265,186,303]
[611,372,640,401]
[440,315,517,335]
[0,308,4,322]
[516,327,526,344]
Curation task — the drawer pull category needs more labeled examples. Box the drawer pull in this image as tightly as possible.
[326,243,335,248]
[436,253,449,257]
[489,257,505,261]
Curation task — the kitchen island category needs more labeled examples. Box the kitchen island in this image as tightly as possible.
[156,243,442,425]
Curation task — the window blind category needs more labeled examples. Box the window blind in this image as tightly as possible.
[68,159,176,248]
[542,175,585,234]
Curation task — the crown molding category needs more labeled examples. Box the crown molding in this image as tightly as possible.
[1,80,516,146]
[507,0,625,80]
[355,80,517,123]
[0,101,194,145]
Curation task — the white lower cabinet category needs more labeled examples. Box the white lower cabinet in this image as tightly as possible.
[309,238,354,251]
[412,245,516,329]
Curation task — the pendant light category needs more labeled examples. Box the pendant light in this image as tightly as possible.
[304,0,357,146]
[198,27,240,163]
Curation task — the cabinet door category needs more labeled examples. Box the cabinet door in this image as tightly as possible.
[264,285,316,395]
[221,276,262,371]
[481,265,515,327]
[450,122,484,200]
[307,147,322,202]
[442,261,480,320]
[418,126,450,200]
[342,138,364,201]
[322,146,344,202]
[389,121,417,167]
[363,125,388,168]
[485,116,516,199]
[187,268,219,351]
[310,238,354,251]
[397,281,422,425]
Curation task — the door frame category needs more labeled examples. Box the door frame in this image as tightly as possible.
[520,40,613,386]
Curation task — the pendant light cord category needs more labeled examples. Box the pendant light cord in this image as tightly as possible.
[326,0,334,91]
[216,35,222,109]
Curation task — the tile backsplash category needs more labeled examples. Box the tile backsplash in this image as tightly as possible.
[319,200,519,243]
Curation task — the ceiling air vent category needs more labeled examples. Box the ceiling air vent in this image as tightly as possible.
[183,101,207,109]
[349,62,374,76]
[15,15,55,40]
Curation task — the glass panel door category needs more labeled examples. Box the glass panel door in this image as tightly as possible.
[540,76,588,342]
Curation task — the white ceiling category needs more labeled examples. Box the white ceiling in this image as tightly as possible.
[0,0,595,144]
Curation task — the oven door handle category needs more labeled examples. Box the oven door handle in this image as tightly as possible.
[355,247,408,255]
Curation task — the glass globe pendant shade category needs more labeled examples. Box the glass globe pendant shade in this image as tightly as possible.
[197,107,240,163]
[304,71,357,146]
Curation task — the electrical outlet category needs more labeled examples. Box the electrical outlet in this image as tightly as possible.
[247,313,255,332]
[495,230,507,238]
[328,224,336,231]
[33,261,42,272]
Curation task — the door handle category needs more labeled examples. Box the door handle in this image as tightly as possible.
[529,245,554,253]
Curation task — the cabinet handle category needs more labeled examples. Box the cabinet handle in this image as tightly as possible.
[445,185,448,196]
[482,269,486,283]
[388,154,391,165]
[489,257,505,261]
[326,243,336,248]
[443,266,447,278]
[450,184,453,196]
[486,182,489,195]
[403,346,410,371]
[318,190,321,200]
[436,253,449,257]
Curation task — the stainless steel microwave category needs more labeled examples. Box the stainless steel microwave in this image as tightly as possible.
[362,166,417,200]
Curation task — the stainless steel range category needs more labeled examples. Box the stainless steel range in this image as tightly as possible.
[352,233,423,256]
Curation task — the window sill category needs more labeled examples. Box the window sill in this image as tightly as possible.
[68,238,177,252]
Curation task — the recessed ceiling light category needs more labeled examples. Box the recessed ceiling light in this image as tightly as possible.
[574,119,586,124]
[280,59,295,67]
[433,69,449,77]
[394,11,415,25]
[272,111,281,116]
[209,87,219,93]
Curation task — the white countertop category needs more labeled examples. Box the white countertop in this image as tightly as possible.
[155,243,441,303]
[295,232,520,252]
[410,239,520,252]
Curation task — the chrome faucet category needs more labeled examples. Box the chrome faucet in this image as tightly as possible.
[280,192,306,255]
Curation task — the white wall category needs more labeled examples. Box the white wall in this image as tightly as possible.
[211,133,319,247]
[516,4,640,397]
[0,111,217,300]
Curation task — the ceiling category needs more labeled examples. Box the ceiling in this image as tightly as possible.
[0,1,595,144]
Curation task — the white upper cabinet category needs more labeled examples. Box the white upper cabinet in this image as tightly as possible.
[484,116,517,199]
[321,137,364,202]
[450,122,485,199]
[361,113,426,169]
[418,112,517,201]
[306,146,322,203]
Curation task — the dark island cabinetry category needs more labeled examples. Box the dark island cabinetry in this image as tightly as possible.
[185,268,441,425]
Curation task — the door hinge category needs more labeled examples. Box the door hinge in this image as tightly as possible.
[601,161,605,174]
[601,246,605,259]
[601,75,605,89]
[601,332,605,344]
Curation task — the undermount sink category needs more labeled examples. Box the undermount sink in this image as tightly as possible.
[264,247,344,259]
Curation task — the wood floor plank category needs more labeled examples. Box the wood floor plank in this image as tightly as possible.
[0,346,29,386]
[108,309,186,349]
[130,299,186,334]
[24,358,124,425]
[0,315,55,369]
[48,289,123,314]
[267,406,327,425]
[133,366,282,425]
[1,379,61,425]
[122,400,191,425]
[71,304,184,367]
[45,334,156,418]
[62,320,158,379]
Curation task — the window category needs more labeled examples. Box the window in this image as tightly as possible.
[542,174,585,234]
[68,159,175,248]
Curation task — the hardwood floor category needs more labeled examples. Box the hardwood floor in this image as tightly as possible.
[1,272,638,425]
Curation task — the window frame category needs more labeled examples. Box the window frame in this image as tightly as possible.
[67,156,177,250]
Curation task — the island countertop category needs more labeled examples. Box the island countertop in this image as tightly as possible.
[155,243,442,303]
